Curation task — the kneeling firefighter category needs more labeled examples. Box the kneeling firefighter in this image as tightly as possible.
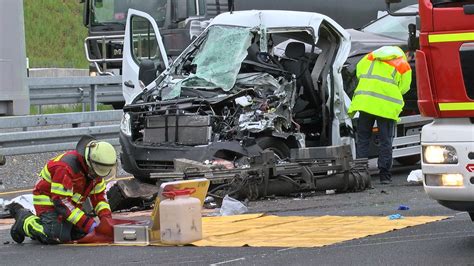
[8,135,117,244]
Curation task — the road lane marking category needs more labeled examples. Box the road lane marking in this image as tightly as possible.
[0,188,33,196]
[332,234,474,249]
[210,257,245,265]
[277,247,297,252]
[0,225,11,230]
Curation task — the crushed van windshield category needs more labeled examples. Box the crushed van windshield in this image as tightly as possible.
[162,26,253,100]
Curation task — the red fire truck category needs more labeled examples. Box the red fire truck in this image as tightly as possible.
[389,0,474,218]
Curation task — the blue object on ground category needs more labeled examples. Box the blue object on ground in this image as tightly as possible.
[398,205,410,210]
[388,214,404,220]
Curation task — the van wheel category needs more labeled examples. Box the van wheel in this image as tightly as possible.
[256,137,291,160]
[395,154,420,166]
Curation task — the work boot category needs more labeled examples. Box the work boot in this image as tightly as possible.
[7,203,26,243]
[6,202,24,218]
[7,204,45,244]
[380,175,392,185]
[9,207,33,244]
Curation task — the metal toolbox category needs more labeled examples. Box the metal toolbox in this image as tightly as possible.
[113,224,150,245]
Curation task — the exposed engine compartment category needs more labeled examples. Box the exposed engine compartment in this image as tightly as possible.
[128,72,299,149]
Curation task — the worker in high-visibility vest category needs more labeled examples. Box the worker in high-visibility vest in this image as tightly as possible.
[348,46,412,184]
[8,135,117,244]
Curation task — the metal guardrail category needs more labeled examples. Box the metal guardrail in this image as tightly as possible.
[5,73,434,160]
[0,110,122,156]
[28,76,124,108]
[0,111,431,157]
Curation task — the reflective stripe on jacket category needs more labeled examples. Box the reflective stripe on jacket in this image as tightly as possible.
[348,46,412,121]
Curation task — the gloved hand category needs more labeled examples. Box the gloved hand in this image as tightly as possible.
[88,221,98,233]
[95,216,114,236]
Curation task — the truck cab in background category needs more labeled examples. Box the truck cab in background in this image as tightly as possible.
[387,0,474,219]
[82,0,229,77]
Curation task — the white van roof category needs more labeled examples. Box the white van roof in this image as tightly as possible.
[209,10,350,42]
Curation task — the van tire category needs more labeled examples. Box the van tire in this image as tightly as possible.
[256,137,291,159]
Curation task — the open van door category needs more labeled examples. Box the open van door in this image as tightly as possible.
[122,9,169,104]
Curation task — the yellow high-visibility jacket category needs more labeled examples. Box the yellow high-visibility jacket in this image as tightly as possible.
[348,46,412,121]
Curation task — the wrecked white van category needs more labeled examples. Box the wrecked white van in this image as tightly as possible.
[119,9,355,181]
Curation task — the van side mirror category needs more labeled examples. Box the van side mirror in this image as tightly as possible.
[385,0,418,16]
[172,0,189,22]
[82,0,89,27]
[138,59,157,87]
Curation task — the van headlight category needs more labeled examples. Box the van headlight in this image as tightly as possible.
[120,113,131,136]
[422,145,458,164]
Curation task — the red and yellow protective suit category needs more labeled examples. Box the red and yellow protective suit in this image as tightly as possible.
[32,151,111,233]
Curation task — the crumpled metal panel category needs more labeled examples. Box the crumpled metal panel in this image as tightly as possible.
[235,73,296,133]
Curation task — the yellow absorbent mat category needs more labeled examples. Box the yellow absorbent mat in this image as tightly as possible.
[154,213,448,247]
[67,214,448,248]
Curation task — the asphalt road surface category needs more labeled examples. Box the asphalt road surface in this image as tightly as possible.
[1,164,472,266]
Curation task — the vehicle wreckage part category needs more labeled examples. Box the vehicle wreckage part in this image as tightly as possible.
[228,158,370,200]
[119,132,263,181]
[107,179,160,212]
[109,145,370,209]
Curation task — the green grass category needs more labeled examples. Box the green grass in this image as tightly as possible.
[23,3,119,114]
[24,0,88,68]
[30,104,114,115]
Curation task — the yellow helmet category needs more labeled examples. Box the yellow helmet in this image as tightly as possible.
[84,141,117,177]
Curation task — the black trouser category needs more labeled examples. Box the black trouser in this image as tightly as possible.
[39,211,86,244]
[356,111,396,179]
